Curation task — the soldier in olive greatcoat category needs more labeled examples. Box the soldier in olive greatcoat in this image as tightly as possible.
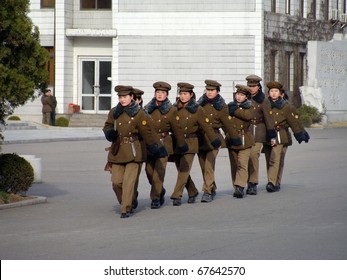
[103,85,167,218]
[170,82,222,206]
[262,81,309,193]
[144,81,188,209]
[225,84,255,198]
[196,79,240,203]
[245,75,277,195]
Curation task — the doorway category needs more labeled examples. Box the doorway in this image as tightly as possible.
[80,58,112,113]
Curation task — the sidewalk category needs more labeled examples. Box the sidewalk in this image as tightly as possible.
[1,122,104,144]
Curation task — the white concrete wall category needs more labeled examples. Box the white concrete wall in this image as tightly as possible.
[301,34,347,122]
[112,0,264,105]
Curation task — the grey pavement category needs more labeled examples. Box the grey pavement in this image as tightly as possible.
[1,123,104,144]
[0,126,347,260]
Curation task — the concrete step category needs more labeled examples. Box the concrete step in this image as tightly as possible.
[1,121,38,130]
[68,113,106,127]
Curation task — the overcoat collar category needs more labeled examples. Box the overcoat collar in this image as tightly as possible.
[145,98,172,114]
[197,94,225,111]
[113,100,140,118]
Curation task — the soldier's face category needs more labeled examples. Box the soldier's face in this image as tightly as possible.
[269,88,281,101]
[179,91,192,103]
[205,89,218,99]
[248,85,259,95]
[155,90,168,102]
[235,92,247,103]
[118,94,132,106]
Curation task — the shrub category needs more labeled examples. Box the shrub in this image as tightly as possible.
[55,117,69,127]
[297,104,323,127]
[0,153,34,194]
[8,115,21,121]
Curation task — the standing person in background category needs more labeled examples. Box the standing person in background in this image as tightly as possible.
[196,79,240,203]
[225,85,255,199]
[103,85,167,218]
[41,89,53,125]
[144,81,188,209]
[245,75,276,195]
[50,91,57,126]
[262,81,309,193]
[170,82,222,206]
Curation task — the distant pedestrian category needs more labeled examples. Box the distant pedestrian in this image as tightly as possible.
[50,91,57,126]
[41,89,53,125]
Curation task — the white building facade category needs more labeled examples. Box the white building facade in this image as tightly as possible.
[15,0,347,123]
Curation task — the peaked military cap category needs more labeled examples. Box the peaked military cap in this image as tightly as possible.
[267,81,283,90]
[246,74,262,86]
[132,88,144,98]
[153,81,171,92]
[177,82,194,92]
[235,84,251,96]
[205,79,221,90]
[114,85,133,96]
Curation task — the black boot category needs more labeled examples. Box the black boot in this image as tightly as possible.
[233,186,244,198]
[159,187,166,206]
[246,183,257,195]
[266,182,279,193]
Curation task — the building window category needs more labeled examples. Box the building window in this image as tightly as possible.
[311,0,317,19]
[344,0,347,13]
[285,0,291,14]
[299,0,304,17]
[45,47,55,86]
[80,0,112,9]
[271,0,276,12]
[270,50,277,82]
[41,0,55,8]
[324,0,330,20]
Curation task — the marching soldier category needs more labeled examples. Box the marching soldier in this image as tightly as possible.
[245,75,276,195]
[170,82,222,206]
[103,85,167,218]
[263,81,309,192]
[144,81,188,209]
[196,79,240,203]
[225,84,255,198]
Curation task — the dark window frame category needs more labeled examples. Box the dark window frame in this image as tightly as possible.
[80,0,112,10]
[41,0,55,9]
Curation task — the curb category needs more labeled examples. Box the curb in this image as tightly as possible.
[0,196,47,210]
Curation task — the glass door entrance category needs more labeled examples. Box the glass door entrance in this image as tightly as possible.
[80,59,112,113]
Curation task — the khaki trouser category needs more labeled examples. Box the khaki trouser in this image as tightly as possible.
[171,153,198,199]
[248,142,263,184]
[263,144,284,185]
[198,149,219,194]
[42,112,51,125]
[111,162,140,214]
[264,145,288,186]
[145,156,168,200]
[133,162,142,204]
[228,148,251,188]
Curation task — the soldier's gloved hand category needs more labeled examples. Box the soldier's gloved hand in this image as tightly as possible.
[228,102,239,116]
[227,137,242,147]
[104,129,118,142]
[304,131,310,143]
[157,146,169,158]
[175,143,189,154]
[267,129,277,140]
[294,132,305,144]
[211,138,222,149]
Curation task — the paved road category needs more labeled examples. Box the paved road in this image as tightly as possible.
[1,127,347,260]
